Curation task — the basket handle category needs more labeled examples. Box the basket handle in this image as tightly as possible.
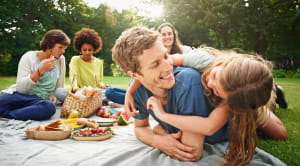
[94,73,97,88]
[70,73,97,92]
[71,73,76,93]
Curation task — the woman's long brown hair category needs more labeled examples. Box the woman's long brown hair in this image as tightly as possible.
[157,23,183,54]
[201,51,273,166]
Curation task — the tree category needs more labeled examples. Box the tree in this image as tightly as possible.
[156,0,300,68]
[0,0,90,75]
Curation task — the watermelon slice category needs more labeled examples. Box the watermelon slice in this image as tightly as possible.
[117,111,130,125]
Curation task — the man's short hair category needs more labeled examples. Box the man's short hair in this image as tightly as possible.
[112,27,159,74]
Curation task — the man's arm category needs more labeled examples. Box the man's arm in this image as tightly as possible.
[134,118,198,161]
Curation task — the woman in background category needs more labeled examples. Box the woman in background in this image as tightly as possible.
[157,22,192,54]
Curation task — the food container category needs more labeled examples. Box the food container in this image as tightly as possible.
[71,127,113,141]
[25,127,72,141]
[97,118,116,127]
[72,133,112,141]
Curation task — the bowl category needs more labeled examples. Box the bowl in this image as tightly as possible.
[25,127,72,141]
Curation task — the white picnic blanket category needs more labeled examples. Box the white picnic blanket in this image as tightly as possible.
[0,109,287,166]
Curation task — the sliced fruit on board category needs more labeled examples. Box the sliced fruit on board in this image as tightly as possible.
[117,111,130,125]
[71,127,113,141]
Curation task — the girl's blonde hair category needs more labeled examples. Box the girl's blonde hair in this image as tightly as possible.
[201,49,274,166]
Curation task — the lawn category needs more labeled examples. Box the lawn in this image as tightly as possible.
[258,78,300,166]
[0,76,131,90]
[0,76,299,165]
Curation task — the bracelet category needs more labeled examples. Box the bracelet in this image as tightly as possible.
[37,68,42,76]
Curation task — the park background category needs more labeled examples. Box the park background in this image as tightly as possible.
[0,0,299,165]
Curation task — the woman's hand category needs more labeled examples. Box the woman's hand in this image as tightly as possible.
[124,90,138,116]
[39,56,55,74]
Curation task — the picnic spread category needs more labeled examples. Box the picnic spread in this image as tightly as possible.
[0,107,287,166]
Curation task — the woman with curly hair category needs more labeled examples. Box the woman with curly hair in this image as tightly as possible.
[55,28,110,103]
[69,28,110,90]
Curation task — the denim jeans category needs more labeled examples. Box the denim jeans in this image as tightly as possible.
[54,88,68,102]
[105,87,126,104]
[0,92,56,121]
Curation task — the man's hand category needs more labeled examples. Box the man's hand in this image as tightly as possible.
[134,118,200,162]
[153,131,198,161]
[153,124,168,135]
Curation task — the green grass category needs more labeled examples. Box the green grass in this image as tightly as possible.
[0,76,16,90]
[0,76,131,90]
[0,76,299,165]
[258,78,300,166]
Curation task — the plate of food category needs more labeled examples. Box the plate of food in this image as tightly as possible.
[71,127,113,141]
[25,120,72,141]
[97,118,116,127]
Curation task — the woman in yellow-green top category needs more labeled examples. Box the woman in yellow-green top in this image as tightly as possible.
[55,28,110,102]
[70,28,110,90]
[69,55,105,89]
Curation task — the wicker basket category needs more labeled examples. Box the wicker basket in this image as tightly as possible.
[61,91,102,118]
[61,74,102,118]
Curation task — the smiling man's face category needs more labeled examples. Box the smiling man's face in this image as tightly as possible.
[135,40,175,91]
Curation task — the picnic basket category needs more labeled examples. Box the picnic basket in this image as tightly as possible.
[61,74,102,118]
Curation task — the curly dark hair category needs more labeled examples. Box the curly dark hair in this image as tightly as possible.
[73,28,102,53]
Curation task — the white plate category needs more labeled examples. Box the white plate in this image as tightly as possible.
[72,133,112,141]
[97,118,116,127]
[98,122,114,127]
[97,118,116,123]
